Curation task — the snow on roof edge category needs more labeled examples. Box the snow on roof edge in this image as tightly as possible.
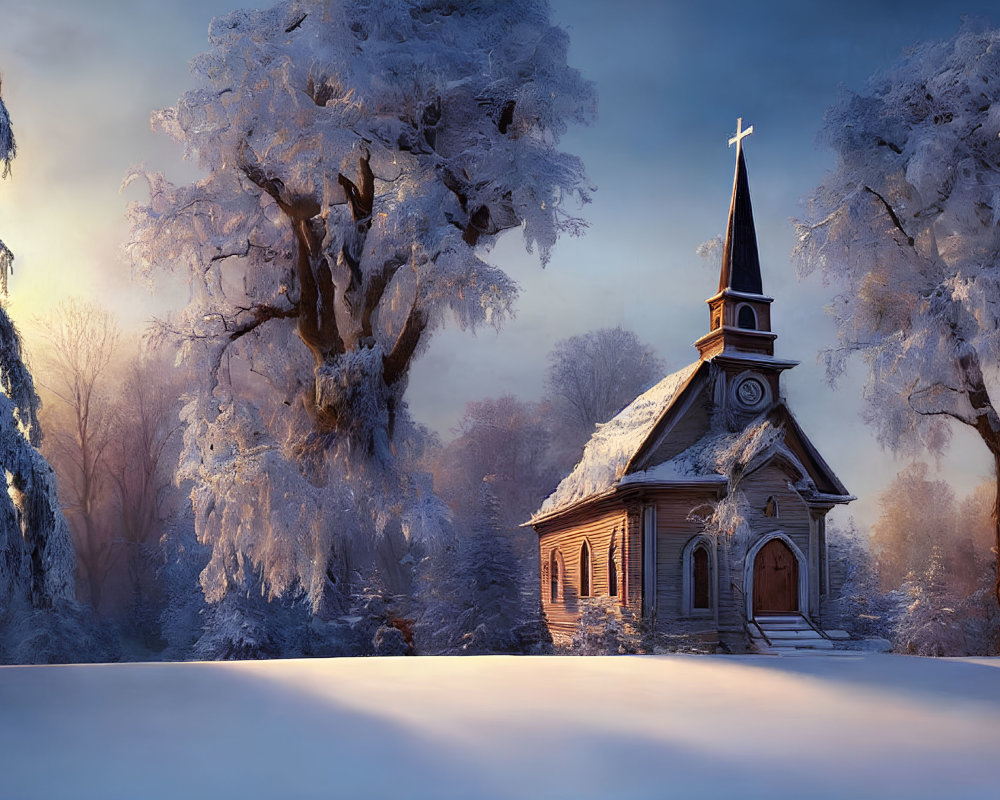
[532,361,702,521]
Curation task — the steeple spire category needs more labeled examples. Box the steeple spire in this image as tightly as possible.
[719,124,763,294]
[694,118,780,362]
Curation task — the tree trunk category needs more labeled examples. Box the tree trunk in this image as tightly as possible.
[994,453,1000,609]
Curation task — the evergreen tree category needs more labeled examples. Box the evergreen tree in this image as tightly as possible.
[896,546,967,656]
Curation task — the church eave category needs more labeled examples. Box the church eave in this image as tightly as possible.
[526,487,620,530]
[705,289,774,305]
[708,351,799,370]
[801,490,857,506]
[527,475,726,532]
[694,327,778,348]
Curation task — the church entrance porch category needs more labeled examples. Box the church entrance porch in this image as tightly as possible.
[749,536,800,617]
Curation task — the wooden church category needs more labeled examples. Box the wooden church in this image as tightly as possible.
[529,121,854,653]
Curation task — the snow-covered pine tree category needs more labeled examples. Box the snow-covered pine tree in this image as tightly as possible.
[417,478,536,654]
[794,24,1000,607]
[0,81,112,663]
[896,546,967,656]
[124,0,595,643]
[455,479,528,653]
[831,520,901,641]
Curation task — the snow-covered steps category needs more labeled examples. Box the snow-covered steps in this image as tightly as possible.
[749,614,837,655]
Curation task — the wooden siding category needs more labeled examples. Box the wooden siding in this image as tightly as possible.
[652,488,718,637]
[537,507,628,637]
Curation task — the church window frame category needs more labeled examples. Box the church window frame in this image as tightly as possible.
[550,548,565,603]
[764,495,779,518]
[579,539,593,598]
[736,303,758,330]
[607,532,619,598]
[681,535,717,616]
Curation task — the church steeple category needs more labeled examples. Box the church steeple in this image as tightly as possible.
[719,145,762,294]
[695,118,778,362]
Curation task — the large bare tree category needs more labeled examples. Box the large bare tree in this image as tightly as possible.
[35,300,120,611]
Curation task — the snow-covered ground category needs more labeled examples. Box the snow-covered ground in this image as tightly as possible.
[1,654,997,799]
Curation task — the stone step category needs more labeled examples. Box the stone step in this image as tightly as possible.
[774,639,835,650]
[765,629,828,641]
[766,646,858,657]
[754,615,811,627]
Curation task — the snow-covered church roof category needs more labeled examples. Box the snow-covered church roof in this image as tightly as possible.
[534,361,702,519]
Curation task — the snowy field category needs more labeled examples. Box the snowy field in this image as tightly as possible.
[1,654,997,799]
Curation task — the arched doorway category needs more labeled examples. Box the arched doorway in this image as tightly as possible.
[752,537,798,615]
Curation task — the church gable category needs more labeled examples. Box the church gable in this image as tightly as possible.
[771,405,851,498]
[626,366,715,475]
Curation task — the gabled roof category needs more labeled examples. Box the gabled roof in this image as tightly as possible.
[530,373,853,526]
[532,361,704,521]
[621,406,853,502]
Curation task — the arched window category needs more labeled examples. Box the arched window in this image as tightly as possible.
[693,546,710,609]
[737,304,757,330]
[607,537,618,597]
[682,535,715,615]
[550,549,563,602]
[580,540,592,597]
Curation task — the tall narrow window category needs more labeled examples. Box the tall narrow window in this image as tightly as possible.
[608,538,618,597]
[693,546,710,609]
[550,549,561,602]
[580,540,592,597]
[764,495,779,518]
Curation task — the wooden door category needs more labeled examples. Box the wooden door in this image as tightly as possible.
[753,538,798,615]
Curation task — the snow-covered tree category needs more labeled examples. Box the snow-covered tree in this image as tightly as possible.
[0,81,104,663]
[433,395,557,529]
[794,24,1000,605]
[545,326,663,469]
[416,478,536,654]
[870,462,959,590]
[125,0,594,621]
[832,520,901,641]
[896,546,968,656]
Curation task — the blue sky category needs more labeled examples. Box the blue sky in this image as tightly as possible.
[1,0,998,526]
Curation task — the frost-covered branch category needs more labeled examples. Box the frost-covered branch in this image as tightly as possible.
[0,83,15,179]
[863,186,915,247]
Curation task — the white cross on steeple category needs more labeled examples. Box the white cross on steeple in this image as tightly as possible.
[728,117,753,150]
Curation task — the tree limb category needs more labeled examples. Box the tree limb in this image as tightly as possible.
[294,218,344,362]
[864,185,915,246]
[383,300,427,387]
[337,149,374,223]
[361,254,407,339]
[227,303,300,341]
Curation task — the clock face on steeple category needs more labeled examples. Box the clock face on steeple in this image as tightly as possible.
[731,371,770,412]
